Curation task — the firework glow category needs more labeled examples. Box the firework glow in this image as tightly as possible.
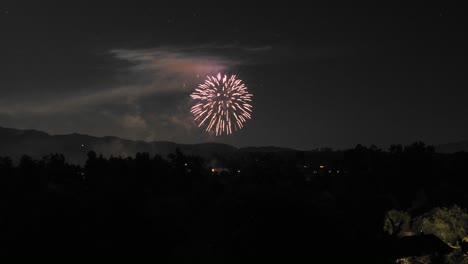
[190,73,253,136]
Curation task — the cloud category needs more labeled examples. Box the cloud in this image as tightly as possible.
[0,84,172,115]
[243,45,273,52]
[122,114,147,129]
[0,43,266,143]
[0,45,241,115]
[111,47,237,77]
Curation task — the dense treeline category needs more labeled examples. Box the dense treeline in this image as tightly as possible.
[0,142,467,260]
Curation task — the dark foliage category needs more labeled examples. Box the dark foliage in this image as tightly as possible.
[0,142,467,260]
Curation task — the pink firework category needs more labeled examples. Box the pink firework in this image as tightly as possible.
[190,73,253,136]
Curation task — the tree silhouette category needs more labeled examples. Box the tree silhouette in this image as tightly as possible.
[0,142,465,259]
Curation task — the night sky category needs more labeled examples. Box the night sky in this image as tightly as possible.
[1,3,467,150]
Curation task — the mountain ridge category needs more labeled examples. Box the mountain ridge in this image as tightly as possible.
[1,126,466,164]
[0,126,302,165]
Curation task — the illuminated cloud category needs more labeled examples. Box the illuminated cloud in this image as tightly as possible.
[122,114,147,129]
[0,45,240,115]
[0,44,268,143]
[111,47,236,77]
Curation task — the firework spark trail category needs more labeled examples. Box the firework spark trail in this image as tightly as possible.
[190,73,253,136]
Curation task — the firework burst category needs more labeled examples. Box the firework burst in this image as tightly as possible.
[190,73,253,136]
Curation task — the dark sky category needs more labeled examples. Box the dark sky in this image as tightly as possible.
[1,3,467,150]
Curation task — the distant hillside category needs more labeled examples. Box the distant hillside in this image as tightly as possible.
[436,141,468,153]
[0,126,237,165]
[239,146,297,153]
[0,126,350,165]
